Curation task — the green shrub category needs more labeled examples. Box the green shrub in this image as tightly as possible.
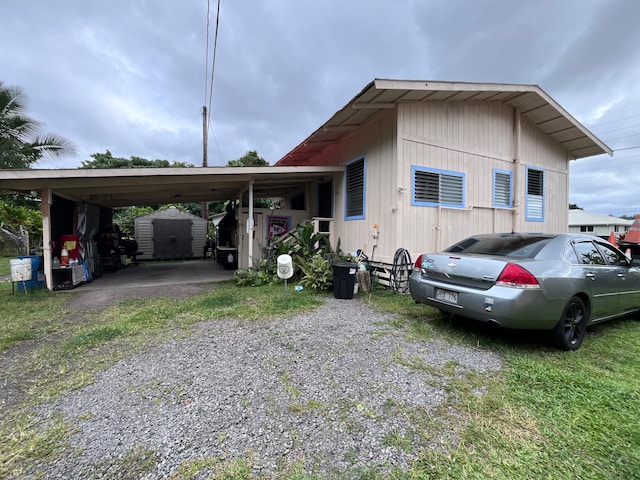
[288,222,329,261]
[238,222,355,291]
[233,268,276,287]
[298,253,333,291]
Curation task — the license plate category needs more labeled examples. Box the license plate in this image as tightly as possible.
[436,288,458,304]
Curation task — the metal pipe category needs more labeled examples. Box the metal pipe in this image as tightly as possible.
[512,108,522,233]
[248,178,254,268]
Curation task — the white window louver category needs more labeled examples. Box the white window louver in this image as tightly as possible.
[526,168,544,220]
[414,170,463,206]
[494,171,512,207]
[440,174,463,205]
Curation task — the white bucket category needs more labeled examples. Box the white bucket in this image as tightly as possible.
[277,254,293,279]
[10,259,32,282]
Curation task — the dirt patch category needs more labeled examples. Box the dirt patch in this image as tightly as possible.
[0,283,211,413]
[68,283,210,310]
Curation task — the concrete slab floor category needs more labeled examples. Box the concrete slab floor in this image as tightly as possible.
[77,259,235,291]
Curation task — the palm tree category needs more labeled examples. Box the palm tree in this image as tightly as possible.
[0,81,75,169]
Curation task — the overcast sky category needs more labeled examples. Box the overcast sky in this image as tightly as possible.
[2,0,639,216]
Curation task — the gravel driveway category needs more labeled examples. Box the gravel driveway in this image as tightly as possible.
[28,296,502,479]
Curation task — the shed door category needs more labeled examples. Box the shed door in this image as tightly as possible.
[152,219,193,259]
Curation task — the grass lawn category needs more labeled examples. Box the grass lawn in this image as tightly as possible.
[372,290,640,479]
[0,280,639,479]
[0,255,12,276]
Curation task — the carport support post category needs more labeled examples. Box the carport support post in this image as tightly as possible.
[247,178,254,268]
[41,188,53,291]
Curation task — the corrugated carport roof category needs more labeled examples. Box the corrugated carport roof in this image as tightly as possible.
[0,165,343,208]
[275,79,612,166]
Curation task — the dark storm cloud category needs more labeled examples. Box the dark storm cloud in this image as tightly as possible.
[410,0,594,84]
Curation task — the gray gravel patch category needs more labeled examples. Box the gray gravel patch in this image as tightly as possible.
[28,297,502,478]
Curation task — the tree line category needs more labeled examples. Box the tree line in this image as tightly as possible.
[0,81,269,254]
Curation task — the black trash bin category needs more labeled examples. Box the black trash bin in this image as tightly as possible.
[333,261,357,299]
[216,247,238,270]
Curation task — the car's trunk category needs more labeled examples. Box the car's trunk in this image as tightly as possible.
[419,253,509,290]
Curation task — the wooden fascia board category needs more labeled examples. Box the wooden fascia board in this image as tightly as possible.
[373,78,539,94]
[351,103,396,109]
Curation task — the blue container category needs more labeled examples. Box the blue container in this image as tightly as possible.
[16,255,44,292]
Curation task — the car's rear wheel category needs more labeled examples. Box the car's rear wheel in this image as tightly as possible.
[552,296,587,351]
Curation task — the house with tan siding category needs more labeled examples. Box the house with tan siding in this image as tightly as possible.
[0,79,613,289]
[275,79,612,270]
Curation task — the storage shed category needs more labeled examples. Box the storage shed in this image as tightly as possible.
[134,207,208,260]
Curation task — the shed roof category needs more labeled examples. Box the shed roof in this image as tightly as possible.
[275,79,612,166]
[135,205,208,222]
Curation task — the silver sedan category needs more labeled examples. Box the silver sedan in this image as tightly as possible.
[409,233,640,350]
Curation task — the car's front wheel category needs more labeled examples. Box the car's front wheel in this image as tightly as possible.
[552,296,588,350]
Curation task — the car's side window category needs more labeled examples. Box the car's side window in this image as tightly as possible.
[573,241,606,265]
[596,242,628,266]
[563,244,580,264]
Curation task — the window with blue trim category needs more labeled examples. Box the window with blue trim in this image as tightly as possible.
[412,166,465,208]
[526,167,544,221]
[345,157,365,219]
[493,169,512,208]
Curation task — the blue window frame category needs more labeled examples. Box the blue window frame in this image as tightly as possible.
[526,167,545,222]
[492,169,513,208]
[412,166,465,208]
[345,156,366,220]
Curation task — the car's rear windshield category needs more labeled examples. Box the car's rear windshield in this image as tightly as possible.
[444,235,552,258]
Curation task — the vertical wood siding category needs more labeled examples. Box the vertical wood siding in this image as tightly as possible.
[395,103,569,260]
[134,208,208,260]
[311,111,398,262]
[306,102,570,265]
[517,120,569,232]
[134,217,154,260]
[397,103,516,257]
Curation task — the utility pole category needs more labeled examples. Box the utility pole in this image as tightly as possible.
[202,106,209,223]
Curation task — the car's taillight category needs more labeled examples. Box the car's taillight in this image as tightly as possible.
[496,263,540,288]
[414,254,423,269]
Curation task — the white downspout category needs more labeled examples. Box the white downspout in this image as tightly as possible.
[247,179,254,268]
[512,108,522,233]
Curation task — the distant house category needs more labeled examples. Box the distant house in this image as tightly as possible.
[275,79,611,267]
[568,209,633,237]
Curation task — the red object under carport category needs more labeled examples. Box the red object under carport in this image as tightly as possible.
[624,214,640,244]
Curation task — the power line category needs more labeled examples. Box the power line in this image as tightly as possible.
[589,111,640,129]
[203,0,222,165]
[586,97,640,129]
[601,134,640,144]
[210,129,225,165]
[614,144,640,152]
[595,122,640,137]
[206,0,221,137]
